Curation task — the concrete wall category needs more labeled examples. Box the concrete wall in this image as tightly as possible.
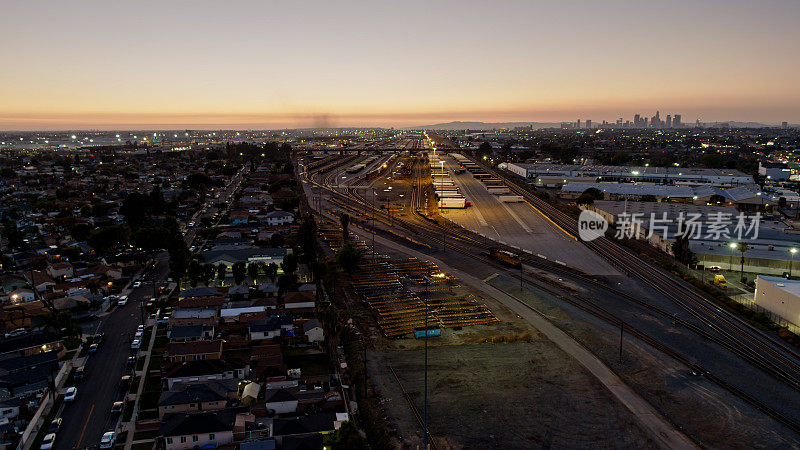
[754,277,800,328]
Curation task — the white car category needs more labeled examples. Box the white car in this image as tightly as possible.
[64,387,77,402]
[117,296,128,306]
[130,339,141,350]
[134,331,143,339]
[132,281,141,288]
[40,433,56,450]
[99,431,116,449]
[137,325,145,333]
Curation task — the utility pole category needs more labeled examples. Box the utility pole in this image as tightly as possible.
[423,278,429,450]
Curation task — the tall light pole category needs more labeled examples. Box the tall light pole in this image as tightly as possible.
[790,248,798,278]
[729,242,737,272]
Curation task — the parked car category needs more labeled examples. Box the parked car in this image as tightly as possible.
[40,433,56,450]
[126,356,136,367]
[110,401,123,415]
[137,325,145,333]
[64,387,77,402]
[99,431,116,449]
[47,418,62,434]
[4,328,26,338]
[88,343,98,354]
[132,281,141,288]
[120,375,132,389]
[130,339,141,350]
[93,333,104,344]
[74,366,85,382]
[117,296,128,306]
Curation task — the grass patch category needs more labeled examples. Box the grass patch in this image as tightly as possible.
[283,352,330,376]
[148,355,163,371]
[122,400,135,422]
[132,430,158,441]
[138,391,161,410]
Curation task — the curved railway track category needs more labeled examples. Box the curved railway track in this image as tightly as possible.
[303,152,800,435]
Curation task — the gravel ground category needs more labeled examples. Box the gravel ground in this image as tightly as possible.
[368,341,654,449]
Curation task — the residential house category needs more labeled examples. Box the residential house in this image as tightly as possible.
[158,381,231,419]
[162,359,250,390]
[166,340,223,362]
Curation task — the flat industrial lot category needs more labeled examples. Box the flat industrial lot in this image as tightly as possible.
[439,155,619,275]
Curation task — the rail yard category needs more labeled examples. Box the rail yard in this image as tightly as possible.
[298,133,800,448]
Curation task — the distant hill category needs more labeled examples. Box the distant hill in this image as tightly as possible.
[405,121,561,131]
[406,120,786,130]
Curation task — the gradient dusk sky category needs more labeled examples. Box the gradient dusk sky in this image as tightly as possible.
[1,0,799,130]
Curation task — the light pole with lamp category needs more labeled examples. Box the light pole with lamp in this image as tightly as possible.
[790,248,798,279]
[729,242,737,272]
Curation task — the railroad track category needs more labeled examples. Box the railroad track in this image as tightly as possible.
[387,365,438,449]
[303,152,800,435]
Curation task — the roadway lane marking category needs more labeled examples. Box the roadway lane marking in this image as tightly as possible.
[75,404,94,448]
[483,273,499,282]
[522,199,577,241]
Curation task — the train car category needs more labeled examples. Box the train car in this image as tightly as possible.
[438,197,468,208]
[346,164,366,174]
[487,187,511,195]
[489,248,522,268]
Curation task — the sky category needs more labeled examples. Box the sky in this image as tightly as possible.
[1,0,799,130]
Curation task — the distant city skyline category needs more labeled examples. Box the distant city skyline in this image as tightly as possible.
[2,0,799,130]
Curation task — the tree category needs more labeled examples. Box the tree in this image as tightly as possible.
[340,213,350,242]
[281,252,298,277]
[737,242,750,281]
[672,232,693,265]
[149,186,165,215]
[266,263,279,282]
[232,261,247,285]
[216,263,227,282]
[187,259,202,287]
[202,264,216,286]
[270,233,285,248]
[120,192,151,227]
[336,242,362,275]
[247,262,260,284]
[325,421,367,449]
[70,223,92,242]
[168,237,190,282]
[88,225,129,254]
[576,187,603,205]
[476,141,493,161]
[277,273,296,296]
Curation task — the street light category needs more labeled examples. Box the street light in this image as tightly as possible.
[790,248,798,278]
[729,242,737,271]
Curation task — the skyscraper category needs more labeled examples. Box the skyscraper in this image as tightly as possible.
[576,119,581,129]
[634,114,641,127]
[586,119,592,129]
[666,114,672,128]
[673,114,681,128]
[782,121,789,129]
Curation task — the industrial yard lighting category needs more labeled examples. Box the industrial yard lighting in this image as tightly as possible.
[790,248,798,278]
[729,242,737,271]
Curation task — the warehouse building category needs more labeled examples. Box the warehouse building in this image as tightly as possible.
[754,276,800,331]
[507,163,753,186]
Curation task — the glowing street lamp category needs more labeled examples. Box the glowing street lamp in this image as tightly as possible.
[790,248,798,278]
[729,242,737,271]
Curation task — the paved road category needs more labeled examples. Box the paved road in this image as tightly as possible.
[53,254,167,450]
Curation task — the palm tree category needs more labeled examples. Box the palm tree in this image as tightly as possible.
[340,213,350,242]
[738,242,750,282]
